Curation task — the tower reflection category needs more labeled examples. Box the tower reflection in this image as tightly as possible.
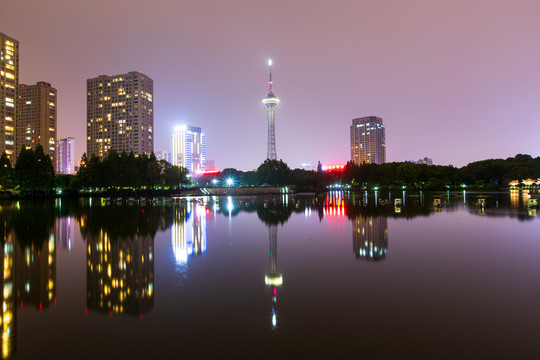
[264,224,282,329]
[172,201,207,265]
[352,216,388,261]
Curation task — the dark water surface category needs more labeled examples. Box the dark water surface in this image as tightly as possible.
[1,190,540,359]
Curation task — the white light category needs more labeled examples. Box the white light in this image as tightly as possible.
[268,59,272,66]
[174,125,187,132]
[226,178,234,186]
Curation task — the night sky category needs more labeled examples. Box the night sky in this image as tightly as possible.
[2,0,539,170]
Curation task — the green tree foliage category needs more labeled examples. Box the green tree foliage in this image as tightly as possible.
[0,151,13,189]
[74,151,189,189]
[257,159,292,186]
[14,145,55,191]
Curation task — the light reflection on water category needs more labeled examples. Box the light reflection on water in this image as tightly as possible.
[0,190,539,358]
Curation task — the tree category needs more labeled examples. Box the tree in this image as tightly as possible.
[257,159,292,186]
[0,151,13,189]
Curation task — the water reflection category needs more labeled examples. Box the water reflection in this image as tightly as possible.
[0,202,58,359]
[172,201,207,265]
[353,216,388,261]
[86,235,154,317]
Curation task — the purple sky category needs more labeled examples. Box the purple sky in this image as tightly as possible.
[2,0,539,170]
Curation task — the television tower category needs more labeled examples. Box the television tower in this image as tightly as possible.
[262,59,279,161]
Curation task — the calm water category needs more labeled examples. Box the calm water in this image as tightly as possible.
[1,190,540,359]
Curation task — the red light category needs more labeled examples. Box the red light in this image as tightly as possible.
[273,288,277,296]
[110,311,112,317]
[140,313,143,319]
[142,209,144,214]
[198,170,220,175]
[20,301,23,309]
[54,297,57,305]
[40,302,42,311]
[85,307,88,314]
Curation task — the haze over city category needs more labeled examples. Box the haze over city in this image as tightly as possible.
[1,0,539,170]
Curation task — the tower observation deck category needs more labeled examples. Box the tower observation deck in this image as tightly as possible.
[262,59,279,161]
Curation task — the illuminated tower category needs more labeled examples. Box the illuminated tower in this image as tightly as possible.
[262,59,279,161]
[265,225,282,328]
[0,32,19,163]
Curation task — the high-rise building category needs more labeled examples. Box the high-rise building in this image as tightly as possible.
[56,137,75,174]
[0,33,19,163]
[16,82,57,163]
[86,72,153,158]
[171,125,206,173]
[350,116,386,165]
[155,150,170,163]
[262,59,279,161]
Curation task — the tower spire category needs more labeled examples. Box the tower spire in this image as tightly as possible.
[262,59,279,161]
[268,59,273,92]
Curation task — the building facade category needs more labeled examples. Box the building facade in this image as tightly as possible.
[350,116,386,165]
[171,125,206,173]
[0,33,19,163]
[86,72,153,158]
[16,82,57,163]
[56,137,75,174]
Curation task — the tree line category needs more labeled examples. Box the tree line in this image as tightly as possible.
[1,149,538,195]
[203,154,540,191]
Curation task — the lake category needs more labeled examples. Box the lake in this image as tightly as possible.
[1,190,539,359]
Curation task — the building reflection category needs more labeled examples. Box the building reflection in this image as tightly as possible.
[0,202,57,359]
[172,202,207,265]
[352,216,388,261]
[14,236,56,311]
[264,224,282,329]
[86,234,154,317]
[55,217,75,252]
[1,233,16,359]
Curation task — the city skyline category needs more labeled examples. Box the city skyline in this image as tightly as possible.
[1,1,539,170]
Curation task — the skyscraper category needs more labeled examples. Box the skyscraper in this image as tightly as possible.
[56,137,75,174]
[16,82,57,164]
[171,125,206,173]
[262,59,279,161]
[350,116,386,165]
[86,72,153,158]
[0,33,19,163]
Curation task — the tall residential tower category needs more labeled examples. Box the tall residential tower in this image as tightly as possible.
[350,116,386,165]
[86,72,153,158]
[16,82,57,163]
[0,33,19,163]
[262,59,279,161]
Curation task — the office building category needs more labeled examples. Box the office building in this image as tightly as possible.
[16,82,57,163]
[56,137,75,174]
[86,72,153,158]
[155,150,170,163]
[350,116,386,165]
[171,125,205,173]
[0,33,19,163]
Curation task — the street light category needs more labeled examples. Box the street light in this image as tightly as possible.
[226,178,234,187]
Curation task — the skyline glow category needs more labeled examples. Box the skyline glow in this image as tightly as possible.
[1,0,539,170]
